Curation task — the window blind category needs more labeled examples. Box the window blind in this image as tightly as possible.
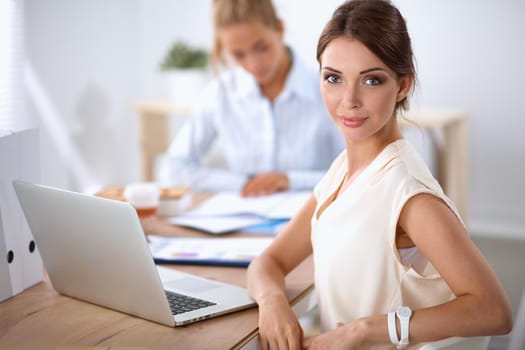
[0,0,27,131]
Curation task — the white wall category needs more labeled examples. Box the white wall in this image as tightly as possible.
[24,0,525,237]
[392,0,525,238]
[25,0,141,189]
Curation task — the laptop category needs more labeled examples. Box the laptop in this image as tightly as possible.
[13,180,256,327]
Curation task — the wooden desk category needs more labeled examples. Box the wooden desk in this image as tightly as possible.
[0,217,314,350]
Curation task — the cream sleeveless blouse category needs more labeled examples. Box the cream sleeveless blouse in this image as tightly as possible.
[311,140,462,349]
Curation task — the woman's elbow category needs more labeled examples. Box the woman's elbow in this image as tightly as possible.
[490,298,513,335]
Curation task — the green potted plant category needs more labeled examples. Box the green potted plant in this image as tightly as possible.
[160,41,208,71]
[160,41,209,108]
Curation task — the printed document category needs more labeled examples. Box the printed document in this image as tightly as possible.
[167,191,310,234]
[148,235,273,267]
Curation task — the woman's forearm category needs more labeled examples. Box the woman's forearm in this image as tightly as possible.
[247,252,289,306]
[340,294,512,348]
[247,195,317,305]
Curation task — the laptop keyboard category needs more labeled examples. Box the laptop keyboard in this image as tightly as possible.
[165,291,217,315]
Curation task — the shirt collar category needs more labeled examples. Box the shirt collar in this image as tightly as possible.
[283,48,318,102]
[231,47,318,102]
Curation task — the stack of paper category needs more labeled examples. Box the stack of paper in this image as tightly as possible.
[166,191,311,234]
[148,235,273,267]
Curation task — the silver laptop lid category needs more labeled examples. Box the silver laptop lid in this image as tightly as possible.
[13,180,175,326]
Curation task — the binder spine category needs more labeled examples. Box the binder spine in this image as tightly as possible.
[18,129,43,288]
[0,129,43,303]
[0,133,24,302]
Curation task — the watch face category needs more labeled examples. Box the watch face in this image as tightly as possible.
[398,306,412,318]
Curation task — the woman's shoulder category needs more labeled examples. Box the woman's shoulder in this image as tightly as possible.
[287,50,322,100]
[201,70,234,96]
[382,140,450,203]
[394,140,441,186]
[196,69,249,107]
[387,140,464,225]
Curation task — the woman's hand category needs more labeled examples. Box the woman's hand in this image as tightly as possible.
[258,294,304,350]
[247,196,317,349]
[241,172,290,197]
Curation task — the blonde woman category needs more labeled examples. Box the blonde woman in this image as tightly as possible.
[157,0,343,196]
[247,0,512,349]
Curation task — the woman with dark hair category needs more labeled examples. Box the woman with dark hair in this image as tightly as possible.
[156,0,343,197]
[247,1,512,348]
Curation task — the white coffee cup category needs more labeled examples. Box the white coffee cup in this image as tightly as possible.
[123,182,160,218]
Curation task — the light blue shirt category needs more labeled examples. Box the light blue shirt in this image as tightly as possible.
[156,50,344,192]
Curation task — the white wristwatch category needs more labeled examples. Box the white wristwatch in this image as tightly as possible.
[387,311,400,346]
[396,306,412,348]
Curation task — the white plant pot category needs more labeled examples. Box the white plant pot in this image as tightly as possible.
[167,69,207,109]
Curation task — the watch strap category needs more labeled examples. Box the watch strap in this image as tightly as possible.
[388,311,400,346]
[396,307,412,349]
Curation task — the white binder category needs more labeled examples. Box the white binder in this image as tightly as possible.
[0,129,43,302]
